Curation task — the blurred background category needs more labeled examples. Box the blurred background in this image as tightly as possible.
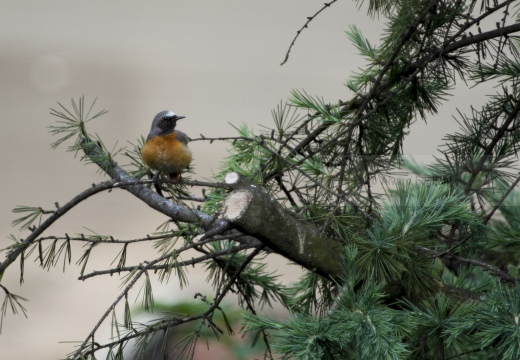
[0,1,492,359]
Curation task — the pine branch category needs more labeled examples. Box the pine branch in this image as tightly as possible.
[0,180,117,281]
[463,95,520,195]
[483,173,520,224]
[417,246,517,284]
[354,0,442,120]
[78,242,254,280]
[71,246,263,358]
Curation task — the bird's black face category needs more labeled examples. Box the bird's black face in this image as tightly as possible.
[150,110,186,135]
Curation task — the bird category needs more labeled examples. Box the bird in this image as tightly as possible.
[141,110,193,181]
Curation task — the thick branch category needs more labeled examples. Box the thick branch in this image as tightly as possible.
[82,141,230,233]
[222,172,344,278]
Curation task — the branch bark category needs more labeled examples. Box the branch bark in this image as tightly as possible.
[222,172,344,278]
[82,140,230,234]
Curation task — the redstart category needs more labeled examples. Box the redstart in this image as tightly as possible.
[141,110,192,180]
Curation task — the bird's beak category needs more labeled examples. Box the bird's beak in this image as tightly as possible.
[173,115,186,121]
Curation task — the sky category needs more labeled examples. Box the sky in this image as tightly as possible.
[0,1,492,359]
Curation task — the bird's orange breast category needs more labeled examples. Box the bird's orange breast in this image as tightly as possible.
[141,132,192,174]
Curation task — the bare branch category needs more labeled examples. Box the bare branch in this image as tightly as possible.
[280,0,338,65]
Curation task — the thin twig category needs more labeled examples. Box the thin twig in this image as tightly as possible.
[72,246,264,357]
[416,245,517,284]
[280,0,338,65]
[483,173,520,224]
[79,243,256,280]
[72,263,147,359]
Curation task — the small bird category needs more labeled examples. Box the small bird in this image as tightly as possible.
[141,110,193,180]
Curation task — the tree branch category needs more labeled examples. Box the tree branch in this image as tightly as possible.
[78,243,254,280]
[81,139,230,233]
[417,246,517,284]
[0,180,118,280]
[222,172,344,279]
[280,0,338,66]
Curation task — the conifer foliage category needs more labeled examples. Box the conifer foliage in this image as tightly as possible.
[3,0,520,359]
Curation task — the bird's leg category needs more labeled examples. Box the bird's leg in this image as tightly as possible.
[147,170,164,197]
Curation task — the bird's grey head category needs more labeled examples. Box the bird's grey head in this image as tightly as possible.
[148,110,186,138]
